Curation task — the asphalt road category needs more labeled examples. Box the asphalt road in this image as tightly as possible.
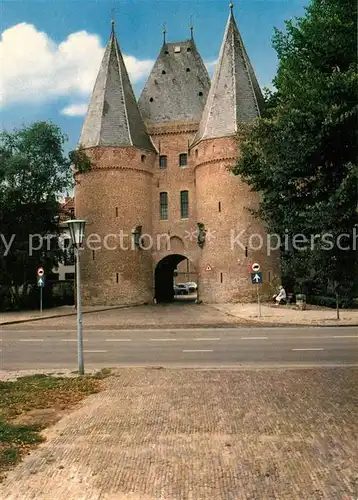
[0,326,357,370]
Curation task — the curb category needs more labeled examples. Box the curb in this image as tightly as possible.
[0,304,142,326]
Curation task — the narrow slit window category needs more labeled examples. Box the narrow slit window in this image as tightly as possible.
[115,207,118,217]
[160,192,168,220]
[92,250,95,260]
[180,190,189,219]
[218,202,221,212]
[159,155,167,169]
[116,273,119,283]
[179,153,187,167]
[220,272,223,283]
[245,246,248,257]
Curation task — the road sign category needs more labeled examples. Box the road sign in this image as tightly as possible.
[205,265,212,271]
[37,276,45,287]
[251,262,261,273]
[251,272,263,284]
[37,267,44,277]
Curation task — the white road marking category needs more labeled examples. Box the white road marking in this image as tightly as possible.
[61,339,88,342]
[106,339,132,342]
[332,336,358,339]
[150,338,177,341]
[241,337,268,340]
[292,348,324,351]
[182,349,213,353]
[19,339,44,342]
[83,350,107,353]
[194,337,220,341]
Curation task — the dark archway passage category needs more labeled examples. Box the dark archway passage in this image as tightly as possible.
[155,254,187,303]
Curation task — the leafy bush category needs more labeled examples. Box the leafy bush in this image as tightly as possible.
[307,295,356,309]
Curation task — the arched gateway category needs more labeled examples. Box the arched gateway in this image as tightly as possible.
[155,254,195,303]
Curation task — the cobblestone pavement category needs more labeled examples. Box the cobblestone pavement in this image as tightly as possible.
[1,367,357,500]
[1,303,246,329]
[210,303,358,326]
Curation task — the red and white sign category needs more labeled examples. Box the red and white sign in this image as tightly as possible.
[251,262,260,273]
[37,267,44,277]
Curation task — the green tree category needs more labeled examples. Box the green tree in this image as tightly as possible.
[233,0,358,303]
[0,121,91,309]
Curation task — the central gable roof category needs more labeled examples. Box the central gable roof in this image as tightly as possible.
[138,39,211,125]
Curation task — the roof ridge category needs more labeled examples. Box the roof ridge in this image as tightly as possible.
[191,9,263,147]
[113,35,133,146]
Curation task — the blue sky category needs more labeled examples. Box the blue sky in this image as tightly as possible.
[1,0,309,152]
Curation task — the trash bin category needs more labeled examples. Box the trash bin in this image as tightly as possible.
[296,294,306,310]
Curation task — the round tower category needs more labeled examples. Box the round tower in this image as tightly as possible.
[75,23,157,306]
[192,8,280,303]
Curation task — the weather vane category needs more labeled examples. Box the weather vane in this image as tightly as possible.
[111,7,115,30]
[190,14,194,39]
[162,22,167,44]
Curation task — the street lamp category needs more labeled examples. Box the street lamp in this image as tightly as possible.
[66,219,86,375]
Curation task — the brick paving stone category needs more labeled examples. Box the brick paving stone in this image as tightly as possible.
[1,367,357,500]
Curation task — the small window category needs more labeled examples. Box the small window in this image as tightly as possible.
[174,46,181,53]
[187,47,191,52]
[198,91,203,96]
[186,68,190,72]
[180,190,189,219]
[159,155,167,169]
[164,50,169,54]
[149,97,154,102]
[162,70,166,75]
[195,149,198,157]
[141,154,146,162]
[179,153,187,167]
[160,192,168,220]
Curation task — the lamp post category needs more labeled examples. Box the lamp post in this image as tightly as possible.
[66,219,86,375]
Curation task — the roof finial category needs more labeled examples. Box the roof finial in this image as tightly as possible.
[111,7,115,34]
[229,2,234,13]
[162,23,167,44]
[190,15,194,39]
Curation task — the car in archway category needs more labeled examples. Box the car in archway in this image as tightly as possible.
[185,282,198,293]
[174,284,189,295]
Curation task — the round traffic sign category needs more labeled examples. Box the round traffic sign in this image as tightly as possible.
[37,267,44,277]
[251,262,260,272]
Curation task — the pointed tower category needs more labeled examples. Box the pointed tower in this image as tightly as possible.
[193,6,280,303]
[75,22,157,306]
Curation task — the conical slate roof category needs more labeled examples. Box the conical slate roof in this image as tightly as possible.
[79,24,155,151]
[192,9,264,146]
[138,39,211,124]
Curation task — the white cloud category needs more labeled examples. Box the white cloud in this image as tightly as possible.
[0,23,154,109]
[60,103,88,117]
[205,59,217,75]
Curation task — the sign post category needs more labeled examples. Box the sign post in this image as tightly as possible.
[250,263,262,318]
[37,267,45,314]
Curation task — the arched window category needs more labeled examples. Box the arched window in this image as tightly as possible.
[180,190,189,219]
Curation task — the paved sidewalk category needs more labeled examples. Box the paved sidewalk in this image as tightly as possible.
[1,302,357,328]
[0,305,127,326]
[0,303,247,329]
[210,303,358,326]
[1,367,357,500]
